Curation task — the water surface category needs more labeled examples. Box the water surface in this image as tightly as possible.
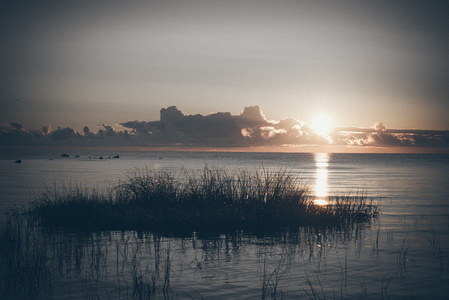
[1,149,448,298]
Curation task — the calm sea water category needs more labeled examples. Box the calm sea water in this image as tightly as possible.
[1,148,449,298]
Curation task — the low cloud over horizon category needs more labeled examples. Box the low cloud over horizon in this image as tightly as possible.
[1,106,448,150]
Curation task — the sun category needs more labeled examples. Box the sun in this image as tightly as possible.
[311,115,333,136]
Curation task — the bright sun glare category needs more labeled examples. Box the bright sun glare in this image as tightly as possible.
[311,115,332,136]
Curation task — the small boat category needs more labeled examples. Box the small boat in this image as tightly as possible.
[112,154,120,159]
[61,153,70,157]
[14,159,21,164]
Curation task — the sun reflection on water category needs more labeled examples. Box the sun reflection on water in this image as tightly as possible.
[314,153,329,205]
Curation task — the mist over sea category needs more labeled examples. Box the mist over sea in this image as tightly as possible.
[1,148,449,298]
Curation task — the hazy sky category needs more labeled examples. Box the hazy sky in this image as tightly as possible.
[1,0,448,131]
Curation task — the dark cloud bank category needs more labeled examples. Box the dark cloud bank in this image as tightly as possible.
[1,106,448,150]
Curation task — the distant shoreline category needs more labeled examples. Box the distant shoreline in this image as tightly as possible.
[1,145,449,154]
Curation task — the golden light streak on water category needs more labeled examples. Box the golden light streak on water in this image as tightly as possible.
[314,152,329,205]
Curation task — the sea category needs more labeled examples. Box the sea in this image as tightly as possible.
[1,148,449,299]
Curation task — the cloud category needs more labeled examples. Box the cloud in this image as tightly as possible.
[0,122,27,135]
[122,106,244,145]
[39,124,52,135]
[51,127,80,141]
[102,124,117,137]
[335,123,449,147]
[119,105,329,146]
[238,106,269,127]
[1,106,448,149]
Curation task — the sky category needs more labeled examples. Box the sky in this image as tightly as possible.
[1,0,448,150]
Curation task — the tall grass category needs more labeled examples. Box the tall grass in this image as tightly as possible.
[29,167,379,234]
[0,215,53,299]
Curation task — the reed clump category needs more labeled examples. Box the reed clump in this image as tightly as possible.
[29,167,379,234]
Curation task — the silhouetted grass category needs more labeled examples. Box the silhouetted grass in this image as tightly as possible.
[28,167,379,234]
[0,215,53,299]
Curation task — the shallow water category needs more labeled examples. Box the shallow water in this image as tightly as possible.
[1,148,449,298]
